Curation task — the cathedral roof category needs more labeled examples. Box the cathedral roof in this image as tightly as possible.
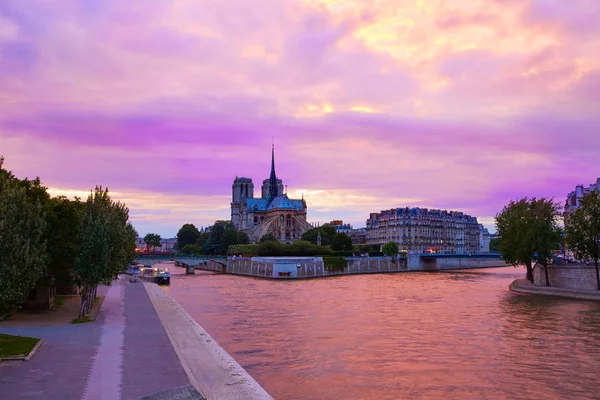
[246,198,268,211]
[267,194,303,211]
[244,194,304,212]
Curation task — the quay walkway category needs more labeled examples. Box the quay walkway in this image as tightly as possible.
[0,277,194,399]
[0,270,273,400]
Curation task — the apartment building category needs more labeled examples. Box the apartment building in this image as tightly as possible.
[366,207,482,253]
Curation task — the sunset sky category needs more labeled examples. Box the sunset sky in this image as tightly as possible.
[1,0,599,237]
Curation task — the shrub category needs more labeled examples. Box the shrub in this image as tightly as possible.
[323,256,348,272]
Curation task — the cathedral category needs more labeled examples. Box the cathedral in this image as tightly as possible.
[231,146,312,243]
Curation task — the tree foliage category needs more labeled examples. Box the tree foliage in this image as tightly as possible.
[143,233,162,251]
[496,197,561,283]
[301,225,337,246]
[75,186,137,317]
[1,156,137,316]
[259,233,278,243]
[46,196,84,293]
[177,224,201,249]
[236,231,250,245]
[186,220,250,255]
[565,191,600,290]
[331,233,353,251]
[489,237,501,252]
[0,169,47,313]
[382,241,399,260]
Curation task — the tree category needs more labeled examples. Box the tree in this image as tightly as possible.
[181,244,202,255]
[496,197,561,284]
[489,237,501,252]
[236,231,250,245]
[75,186,136,318]
[0,174,47,313]
[566,191,600,290]
[530,198,562,286]
[177,224,200,249]
[382,241,399,260]
[331,233,353,251]
[46,196,84,293]
[220,229,240,254]
[144,233,162,251]
[260,233,278,243]
[301,226,337,246]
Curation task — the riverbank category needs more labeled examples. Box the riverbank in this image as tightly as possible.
[173,255,506,279]
[510,279,600,301]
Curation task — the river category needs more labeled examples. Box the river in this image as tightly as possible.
[164,267,600,400]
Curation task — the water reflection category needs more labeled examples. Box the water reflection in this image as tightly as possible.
[166,268,600,400]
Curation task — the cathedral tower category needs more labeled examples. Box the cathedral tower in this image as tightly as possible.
[231,177,254,229]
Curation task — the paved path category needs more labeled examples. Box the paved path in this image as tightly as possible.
[0,278,190,400]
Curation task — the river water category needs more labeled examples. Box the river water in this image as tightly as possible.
[164,267,600,400]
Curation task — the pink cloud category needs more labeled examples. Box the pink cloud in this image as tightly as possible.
[1,0,599,235]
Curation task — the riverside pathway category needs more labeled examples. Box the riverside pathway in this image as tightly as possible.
[0,277,192,400]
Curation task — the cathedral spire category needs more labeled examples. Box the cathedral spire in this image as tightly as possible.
[268,141,279,203]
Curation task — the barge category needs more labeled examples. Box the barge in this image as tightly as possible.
[138,266,171,285]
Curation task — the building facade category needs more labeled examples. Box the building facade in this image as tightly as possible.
[231,146,312,243]
[327,220,352,234]
[479,224,490,253]
[565,178,600,218]
[365,207,482,253]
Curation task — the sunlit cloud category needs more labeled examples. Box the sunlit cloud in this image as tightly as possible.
[1,0,599,236]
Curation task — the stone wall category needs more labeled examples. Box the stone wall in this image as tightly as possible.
[190,255,505,279]
[196,257,407,279]
[533,264,599,290]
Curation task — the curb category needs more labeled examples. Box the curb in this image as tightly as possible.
[0,338,44,362]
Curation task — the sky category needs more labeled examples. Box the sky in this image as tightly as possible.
[1,0,599,237]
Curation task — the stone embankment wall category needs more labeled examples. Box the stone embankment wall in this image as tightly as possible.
[184,255,505,279]
[421,256,507,271]
[190,258,408,279]
[533,264,599,290]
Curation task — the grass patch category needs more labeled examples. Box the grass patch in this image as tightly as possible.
[71,316,92,324]
[0,334,40,358]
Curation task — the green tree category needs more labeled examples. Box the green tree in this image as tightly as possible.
[75,186,136,318]
[530,198,562,286]
[496,197,561,284]
[260,233,278,243]
[382,241,399,260]
[496,199,535,282]
[236,231,250,245]
[220,229,240,254]
[46,196,84,293]
[489,237,501,252]
[181,244,202,255]
[144,233,162,251]
[565,191,600,290]
[331,233,353,251]
[0,172,47,313]
[177,224,200,249]
[301,226,336,246]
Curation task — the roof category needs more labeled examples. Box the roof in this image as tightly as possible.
[267,194,304,211]
[246,198,268,211]
[245,194,304,212]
